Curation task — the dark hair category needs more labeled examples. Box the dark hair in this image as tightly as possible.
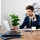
[26,5,34,11]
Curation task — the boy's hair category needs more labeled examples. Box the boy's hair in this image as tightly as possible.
[26,5,34,11]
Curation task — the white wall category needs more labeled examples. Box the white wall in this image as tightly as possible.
[0,0,1,26]
[1,0,40,30]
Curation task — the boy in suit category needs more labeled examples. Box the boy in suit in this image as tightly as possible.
[19,5,39,29]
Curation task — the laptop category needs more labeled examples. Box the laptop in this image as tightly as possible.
[2,20,22,38]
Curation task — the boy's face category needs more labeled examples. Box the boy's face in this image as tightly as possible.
[26,9,33,16]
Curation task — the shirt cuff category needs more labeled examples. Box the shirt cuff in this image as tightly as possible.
[34,18,37,21]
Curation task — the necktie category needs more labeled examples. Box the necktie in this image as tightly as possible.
[29,18,32,28]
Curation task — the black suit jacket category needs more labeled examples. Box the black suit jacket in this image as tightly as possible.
[19,15,40,29]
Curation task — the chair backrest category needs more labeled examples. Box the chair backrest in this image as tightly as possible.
[3,20,11,31]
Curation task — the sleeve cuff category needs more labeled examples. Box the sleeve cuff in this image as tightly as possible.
[34,18,37,21]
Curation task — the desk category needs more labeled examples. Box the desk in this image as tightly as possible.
[0,30,40,40]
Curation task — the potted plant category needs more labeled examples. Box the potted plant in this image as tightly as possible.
[10,14,20,30]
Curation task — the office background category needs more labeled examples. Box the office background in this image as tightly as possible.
[0,0,40,30]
